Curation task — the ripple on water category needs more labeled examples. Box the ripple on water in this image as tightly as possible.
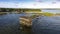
[32,16,60,34]
[0,14,22,34]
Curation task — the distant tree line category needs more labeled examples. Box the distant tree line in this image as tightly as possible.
[0,8,21,12]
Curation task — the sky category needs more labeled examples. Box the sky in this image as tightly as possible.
[0,0,60,8]
[0,0,60,13]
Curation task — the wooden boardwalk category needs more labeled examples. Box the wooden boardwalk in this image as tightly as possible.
[19,16,32,34]
[19,16,32,27]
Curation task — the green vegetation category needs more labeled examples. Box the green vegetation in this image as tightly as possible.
[43,12,54,16]
[0,12,7,15]
[0,8,54,16]
[0,8,23,14]
[30,15,38,18]
[29,12,54,18]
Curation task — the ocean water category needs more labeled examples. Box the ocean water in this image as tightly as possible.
[0,13,26,34]
[32,16,60,34]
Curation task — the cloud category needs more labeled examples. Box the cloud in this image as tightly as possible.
[0,2,60,8]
